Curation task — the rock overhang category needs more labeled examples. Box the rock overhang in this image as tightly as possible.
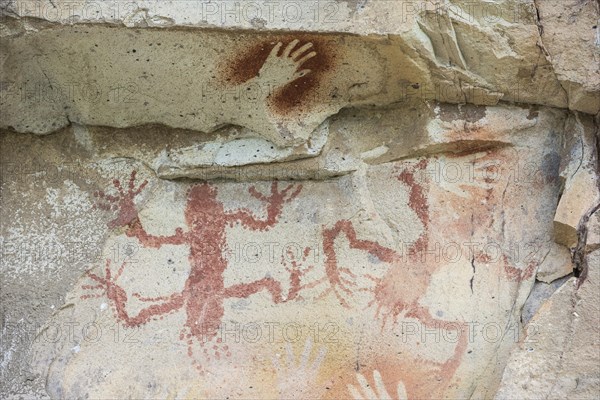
[2,0,597,152]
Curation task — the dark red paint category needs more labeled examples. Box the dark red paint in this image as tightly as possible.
[83,171,303,373]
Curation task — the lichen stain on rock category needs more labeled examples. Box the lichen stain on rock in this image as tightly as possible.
[219,33,338,115]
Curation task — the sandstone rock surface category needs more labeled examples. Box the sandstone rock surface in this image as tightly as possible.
[496,250,600,399]
[1,1,599,399]
[2,0,598,145]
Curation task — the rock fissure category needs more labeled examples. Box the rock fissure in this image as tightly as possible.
[1,2,599,399]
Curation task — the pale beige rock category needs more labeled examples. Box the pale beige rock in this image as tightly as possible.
[0,22,394,147]
[534,0,600,114]
[521,275,572,324]
[1,1,599,399]
[587,209,600,252]
[536,243,573,283]
[15,103,565,399]
[495,249,600,400]
[554,113,600,248]
[64,102,528,181]
[2,0,597,149]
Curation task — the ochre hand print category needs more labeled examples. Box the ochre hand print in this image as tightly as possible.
[257,39,317,87]
[83,171,303,373]
[219,34,336,115]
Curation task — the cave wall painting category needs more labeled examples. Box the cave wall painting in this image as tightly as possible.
[70,141,549,399]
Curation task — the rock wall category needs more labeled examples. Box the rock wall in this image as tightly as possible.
[1,1,598,399]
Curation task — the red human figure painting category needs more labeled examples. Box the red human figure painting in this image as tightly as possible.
[314,160,435,324]
[83,171,303,373]
[314,159,542,396]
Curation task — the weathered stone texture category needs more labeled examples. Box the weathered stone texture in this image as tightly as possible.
[1,1,599,399]
[496,250,600,399]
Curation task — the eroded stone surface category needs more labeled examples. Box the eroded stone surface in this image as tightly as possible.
[0,103,564,398]
[2,0,598,149]
[535,0,600,114]
[2,24,390,146]
[535,243,572,284]
[1,1,599,399]
[496,250,600,399]
[554,113,600,248]
[587,208,600,253]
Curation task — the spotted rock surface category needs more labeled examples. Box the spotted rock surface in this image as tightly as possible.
[1,1,599,399]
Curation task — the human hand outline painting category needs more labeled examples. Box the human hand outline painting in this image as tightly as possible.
[348,370,408,400]
[257,39,317,87]
[272,337,327,399]
[214,34,336,146]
